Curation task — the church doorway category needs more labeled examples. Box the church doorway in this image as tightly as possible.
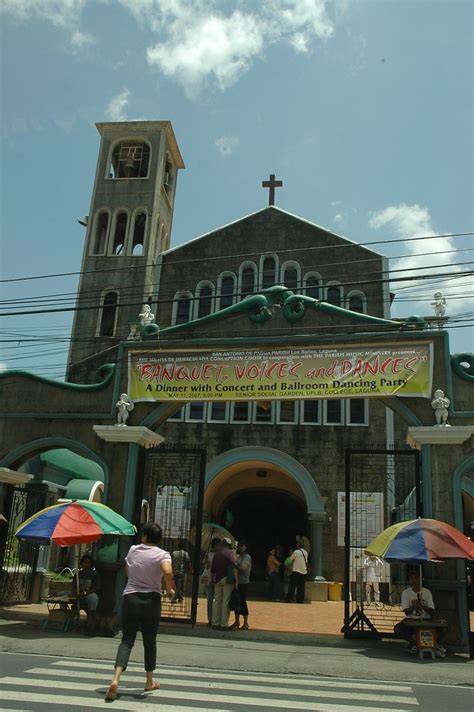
[219,488,306,588]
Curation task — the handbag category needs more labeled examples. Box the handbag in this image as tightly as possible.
[229,588,241,612]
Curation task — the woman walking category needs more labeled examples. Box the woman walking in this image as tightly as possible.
[105,522,175,701]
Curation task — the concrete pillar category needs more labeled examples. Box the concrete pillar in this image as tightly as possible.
[307,512,326,581]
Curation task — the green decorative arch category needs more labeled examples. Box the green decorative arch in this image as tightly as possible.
[205,446,325,514]
[0,363,116,391]
[453,454,474,529]
[0,436,109,492]
[451,353,474,383]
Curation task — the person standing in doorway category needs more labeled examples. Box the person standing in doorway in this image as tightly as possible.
[201,537,221,625]
[171,540,193,604]
[105,522,175,701]
[211,537,237,629]
[230,540,252,630]
[267,546,283,601]
[286,541,308,603]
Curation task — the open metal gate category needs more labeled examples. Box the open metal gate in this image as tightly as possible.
[141,445,206,625]
[0,486,41,604]
[343,448,421,638]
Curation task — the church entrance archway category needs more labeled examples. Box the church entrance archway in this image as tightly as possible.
[220,488,306,584]
[204,446,327,582]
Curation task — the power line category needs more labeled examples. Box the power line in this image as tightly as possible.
[2,245,473,308]
[1,230,473,284]
[2,266,473,318]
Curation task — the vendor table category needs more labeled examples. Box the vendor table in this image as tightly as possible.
[404,619,448,660]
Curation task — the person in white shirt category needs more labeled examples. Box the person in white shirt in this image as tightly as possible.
[285,541,309,603]
[394,572,445,654]
[364,555,382,605]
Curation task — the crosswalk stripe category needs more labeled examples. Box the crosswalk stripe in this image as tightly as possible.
[0,675,418,709]
[49,659,414,692]
[21,668,417,705]
[0,686,414,712]
[0,689,230,712]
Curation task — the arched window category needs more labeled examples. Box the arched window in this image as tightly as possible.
[346,290,367,314]
[176,296,191,324]
[110,140,150,179]
[196,284,213,318]
[172,292,193,325]
[261,255,277,289]
[281,261,300,290]
[92,210,109,255]
[326,283,343,307]
[131,211,147,256]
[111,211,128,255]
[99,291,119,336]
[239,263,257,298]
[163,154,174,196]
[303,273,321,300]
[218,274,236,310]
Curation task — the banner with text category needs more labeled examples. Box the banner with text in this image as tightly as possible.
[128,342,433,402]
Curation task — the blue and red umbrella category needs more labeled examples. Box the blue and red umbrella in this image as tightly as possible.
[15,500,136,547]
[365,518,474,563]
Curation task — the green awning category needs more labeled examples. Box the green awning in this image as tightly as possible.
[65,479,104,501]
[40,449,104,482]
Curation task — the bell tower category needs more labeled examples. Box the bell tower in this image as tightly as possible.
[67,121,184,381]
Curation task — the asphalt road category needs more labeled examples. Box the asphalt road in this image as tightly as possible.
[0,651,473,712]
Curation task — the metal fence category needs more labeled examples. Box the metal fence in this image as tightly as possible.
[0,487,41,604]
[141,445,206,624]
[343,448,421,638]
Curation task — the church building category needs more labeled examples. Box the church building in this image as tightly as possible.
[1,121,472,648]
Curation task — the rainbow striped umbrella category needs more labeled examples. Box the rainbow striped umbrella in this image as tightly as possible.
[365,518,474,563]
[15,500,136,547]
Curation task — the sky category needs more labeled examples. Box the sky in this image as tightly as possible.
[0,0,473,379]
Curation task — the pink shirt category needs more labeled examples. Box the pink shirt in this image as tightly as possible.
[123,544,171,595]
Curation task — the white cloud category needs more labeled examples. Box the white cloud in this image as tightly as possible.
[269,0,334,46]
[369,204,473,318]
[1,0,94,48]
[0,363,7,372]
[146,9,265,95]
[105,88,131,122]
[3,1,341,93]
[70,29,95,50]
[119,0,337,95]
[333,212,344,226]
[215,136,239,157]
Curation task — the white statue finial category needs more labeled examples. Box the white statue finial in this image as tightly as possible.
[116,393,134,426]
[431,389,450,426]
[139,304,155,327]
[431,292,446,318]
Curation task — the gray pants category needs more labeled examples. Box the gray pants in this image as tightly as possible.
[212,577,233,628]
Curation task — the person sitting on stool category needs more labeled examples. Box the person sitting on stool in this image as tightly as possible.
[394,572,445,656]
[75,553,100,634]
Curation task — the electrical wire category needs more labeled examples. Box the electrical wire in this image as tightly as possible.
[1,230,473,284]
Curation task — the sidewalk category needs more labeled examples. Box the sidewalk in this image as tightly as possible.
[0,599,472,686]
[0,597,346,636]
